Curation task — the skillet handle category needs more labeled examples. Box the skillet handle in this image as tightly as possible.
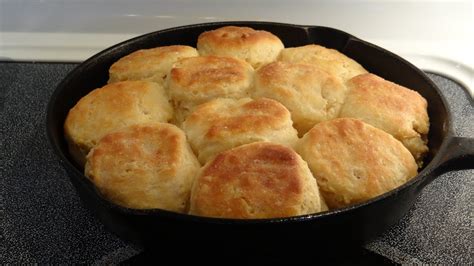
[436,136,474,173]
[418,136,473,191]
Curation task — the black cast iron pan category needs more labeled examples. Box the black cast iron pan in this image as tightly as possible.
[46,21,473,257]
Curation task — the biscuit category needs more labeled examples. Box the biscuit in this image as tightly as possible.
[339,73,429,164]
[168,55,254,124]
[108,45,198,84]
[183,97,298,164]
[64,81,173,166]
[253,61,347,135]
[189,142,323,219]
[296,118,418,209]
[85,123,200,212]
[197,26,284,69]
[278,44,368,81]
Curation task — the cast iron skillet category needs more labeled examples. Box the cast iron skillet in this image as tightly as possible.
[46,22,473,253]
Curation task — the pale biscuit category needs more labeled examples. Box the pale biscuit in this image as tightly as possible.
[189,142,323,219]
[278,44,368,81]
[197,26,284,69]
[168,55,254,124]
[183,97,298,164]
[253,61,347,135]
[339,73,429,164]
[108,45,198,85]
[296,118,418,209]
[85,123,200,212]
[64,81,173,166]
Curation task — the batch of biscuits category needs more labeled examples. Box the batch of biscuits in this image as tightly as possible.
[64,26,429,219]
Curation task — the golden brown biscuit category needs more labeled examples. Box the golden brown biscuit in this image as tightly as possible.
[168,55,254,124]
[278,44,368,81]
[296,118,418,209]
[253,61,347,135]
[339,73,429,164]
[183,97,298,164]
[189,142,323,219]
[85,123,200,212]
[197,26,284,69]
[64,81,173,166]
[108,45,198,84]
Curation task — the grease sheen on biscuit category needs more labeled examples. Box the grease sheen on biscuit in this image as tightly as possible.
[197,26,284,69]
[254,61,347,135]
[64,81,173,166]
[339,73,429,164]
[108,45,198,84]
[85,123,200,212]
[278,44,367,81]
[189,142,323,219]
[168,55,254,123]
[296,118,418,209]
[183,97,298,164]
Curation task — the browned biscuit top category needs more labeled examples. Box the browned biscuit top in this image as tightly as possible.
[339,73,429,163]
[254,61,347,135]
[64,80,173,165]
[108,45,198,84]
[198,26,282,48]
[278,44,368,81]
[169,55,253,97]
[168,55,254,125]
[85,123,200,211]
[190,142,322,219]
[185,98,291,138]
[183,98,298,164]
[296,118,418,209]
[197,26,284,68]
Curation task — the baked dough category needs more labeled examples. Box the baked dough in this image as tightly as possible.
[296,118,418,209]
[108,45,198,85]
[85,123,200,212]
[183,97,298,164]
[168,55,254,124]
[254,61,347,135]
[189,142,323,218]
[197,26,284,69]
[339,73,429,164]
[278,44,367,81]
[64,81,173,166]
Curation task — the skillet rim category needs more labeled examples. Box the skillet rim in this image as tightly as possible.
[45,20,454,225]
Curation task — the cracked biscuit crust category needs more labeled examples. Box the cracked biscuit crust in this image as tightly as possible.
[189,142,322,219]
[253,61,347,136]
[339,73,429,164]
